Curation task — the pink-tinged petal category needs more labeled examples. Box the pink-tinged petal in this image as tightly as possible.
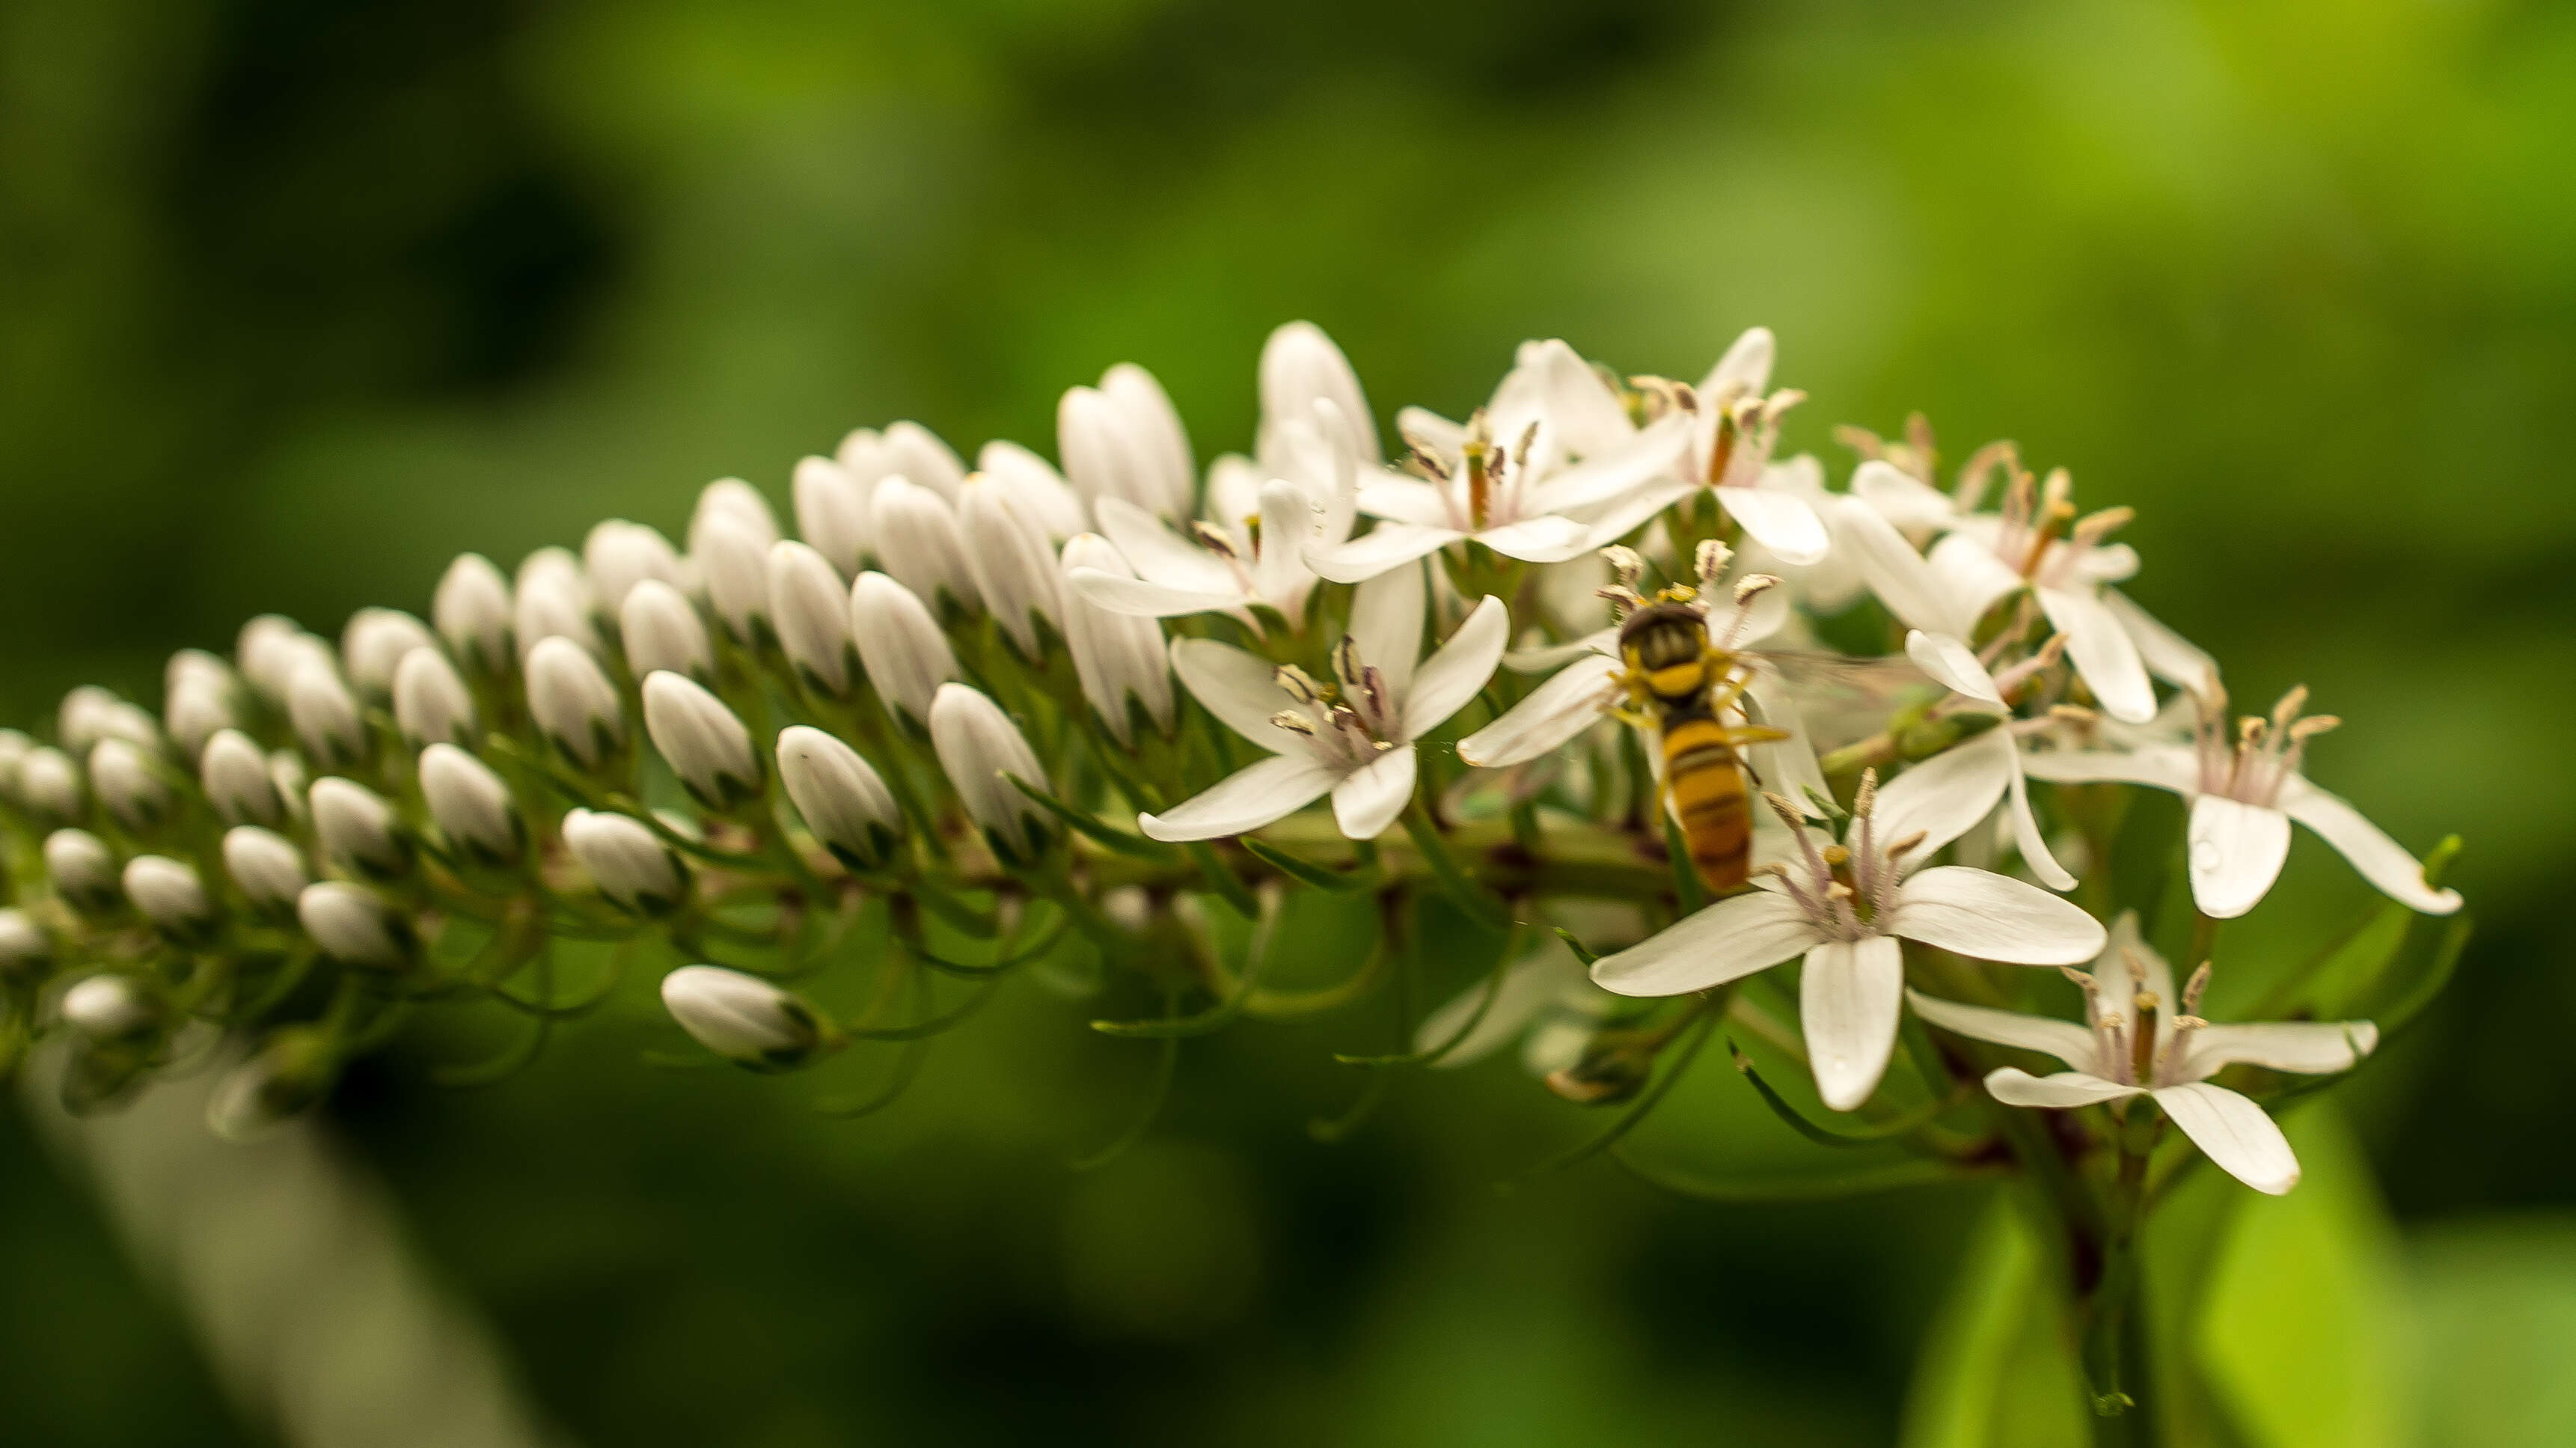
[1801,935,1906,1111]
[2101,589,2218,691]
[1701,326,1775,397]
[1907,991,2101,1072]
[2150,1082,2299,1194]
[1520,339,1636,459]
[1986,1068,2142,1108]
[1535,413,1692,515]
[1139,754,1340,841]
[1890,866,2106,964]
[2187,795,2293,920]
[2276,776,2463,916]
[1473,514,1594,563]
[1903,629,2004,705]
[1097,498,1235,596]
[1307,522,1463,584]
[1330,745,1416,840]
[1170,638,1300,753]
[2020,745,2200,793]
[1871,737,2009,866]
[1347,560,1425,700]
[2177,1021,2377,1084]
[1928,533,2026,625]
[1715,486,1829,566]
[1580,477,1699,549]
[1833,497,1966,636]
[1851,459,1956,531]
[2037,585,2156,724]
[1065,568,1247,620]
[1405,596,1508,740]
[1590,890,1820,998]
[1353,475,1457,528]
[1457,656,1621,769]
[1998,738,2078,891]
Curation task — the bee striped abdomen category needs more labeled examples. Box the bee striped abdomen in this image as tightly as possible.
[1661,715,1752,893]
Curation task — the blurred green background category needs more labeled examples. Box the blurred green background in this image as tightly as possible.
[4,0,2573,1442]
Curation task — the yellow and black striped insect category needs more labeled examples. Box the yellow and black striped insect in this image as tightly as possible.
[1612,597,1792,896]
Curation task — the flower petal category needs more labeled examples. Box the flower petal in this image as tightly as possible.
[1353,475,1457,528]
[1832,496,1965,636]
[1405,596,1508,740]
[1097,498,1235,596]
[1522,339,1639,460]
[1701,326,1774,397]
[1252,480,1315,608]
[2088,911,2174,1014]
[1906,990,2101,1072]
[2276,775,2463,916]
[1590,889,1820,998]
[1457,656,1622,769]
[2187,795,2293,920]
[1903,630,2004,705]
[1138,754,1339,841]
[2177,1021,2378,1083]
[1347,559,1425,702]
[1066,568,1247,620]
[2019,744,2200,793]
[1473,514,1594,564]
[1890,866,2106,964]
[1307,522,1462,584]
[1996,742,2077,891]
[1986,1068,2142,1108]
[1850,459,1956,531]
[1580,477,1698,549]
[2150,1081,2300,1194]
[1505,628,1615,674]
[1741,673,1830,819]
[1927,532,2027,626]
[1330,745,1416,840]
[1870,733,2009,865]
[1715,486,1828,566]
[1801,935,1906,1111]
[1533,412,1692,514]
[2101,588,2218,692]
[2037,585,2156,724]
[1170,638,1299,753]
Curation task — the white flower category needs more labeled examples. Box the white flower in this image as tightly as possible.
[619,578,714,682]
[584,519,688,615]
[878,421,970,499]
[1058,533,1175,745]
[641,671,761,810]
[1591,772,2106,1111]
[2022,682,2461,920]
[848,572,959,731]
[955,475,1063,656]
[692,514,773,644]
[524,636,625,768]
[1140,566,1506,842]
[661,965,831,1071]
[690,476,780,553]
[766,540,858,697]
[1892,629,2076,891]
[869,475,982,615]
[286,657,365,769]
[1058,363,1196,519]
[340,608,437,698]
[1067,450,1353,630]
[1258,320,1379,467]
[1909,914,2375,1194]
[46,828,119,911]
[298,881,413,968]
[63,975,155,1039]
[392,647,478,750]
[562,809,688,914]
[123,855,212,937]
[927,683,1054,860]
[433,554,514,671]
[776,726,904,871]
[513,546,601,657]
[16,745,85,823]
[976,440,1088,540]
[310,777,409,879]
[417,744,522,865]
[223,826,310,914]
[87,738,170,831]
[792,454,872,578]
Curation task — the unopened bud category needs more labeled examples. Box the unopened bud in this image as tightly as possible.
[287,658,367,769]
[525,635,625,768]
[642,672,761,810]
[882,421,969,500]
[16,745,83,822]
[310,777,412,880]
[694,515,771,644]
[976,439,1087,539]
[392,646,478,749]
[297,881,415,968]
[691,477,779,555]
[1058,534,1174,746]
[660,965,834,1071]
[433,553,515,670]
[61,685,161,754]
[62,975,156,1039]
[562,809,688,914]
[88,738,171,831]
[620,578,713,682]
[417,744,522,866]
[792,456,872,578]
[871,475,981,614]
[584,519,686,614]
[776,726,903,871]
[513,547,600,657]
[238,615,334,706]
[164,676,237,761]
[46,828,120,913]
[269,751,310,827]
[123,855,214,939]
[340,608,436,698]
[0,907,52,980]
[958,476,1062,656]
[849,572,960,730]
[768,540,858,697]
[926,683,1053,862]
[223,826,310,914]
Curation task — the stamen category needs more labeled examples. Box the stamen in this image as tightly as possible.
[1850,766,1879,820]
[1269,711,1317,736]
[1514,421,1540,472]
[1332,635,1363,694]
[2289,715,2340,741]
[1188,521,1239,560]
[1404,442,1451,482]
[1695,539,1732,592]
[1602,546,1647,589]
[1956,439,2018,513]
[1596,584,1647,616]
[2071,505,2135,548]
[1882,828,1927,861]
[1273,665,1324,705]
[2271,685,2310,730]
[1733,573,1781,605]
[2180,960,2212,1016]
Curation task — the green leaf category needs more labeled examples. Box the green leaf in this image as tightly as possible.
[1900,1195,2090,1448]
[1007,775,1171,858]
[1241,836,1375,891]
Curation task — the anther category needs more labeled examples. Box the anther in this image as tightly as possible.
[1760,791,1807,831]
[1851,766,1879,819]
[1695,539,1732,591]
[1269,711,1317,736]
[1273,665,1323,705]
[1332,635,1363,691]
[2181,961,2212,1016]
[1883,829,1927,861]
[1734,573,1781,604]
[2271,685,2310,729]
[1602,545,1647,588]
[2289,715,2340,740]
[1188,521,1239,560]
[2072,505,2135,547]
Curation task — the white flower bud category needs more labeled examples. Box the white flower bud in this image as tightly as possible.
[287,658,367,768]
[392,646,478,748]
[1057,365,1196,519]
[584,518,688,614]
[17,745,85,822]
[298,881,413,968]
[640,672,759,810]
[927,683,1051,859]
[835,426,888,481]
[269,751,310,826]
[200,730,281,825]
[514,546,600,656]
[239,615,336,706]
[166,647,234,700]
[848,572,959,730]
[163,676,236,761]
[417,743,522,864]
[661,965,830,1069]
[792,455,872,578]
[223,825,310,913]
[45,828,120,912]
[1059,533,1175,745]
[977,440,1086,539]
[776,725,902,870]
[123,855,213,938]
[1260,320,1378,464]
[619,578,713,682]
[0,728,29,797]
[956,477,1062,656]
[881,420,968,500]
[693,513,772,644]
[870,474,980,614]
[690,477,778,554]
[434,552,515,670]
[768,540,857,697]
[87,738,171,831]
[562,808,688,914]
[525,635,625,767]
[310,776,411,879]
[63,975,155,1039]
[340,608,436,697]
[61,685,161,755]
[0,907,54,977]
